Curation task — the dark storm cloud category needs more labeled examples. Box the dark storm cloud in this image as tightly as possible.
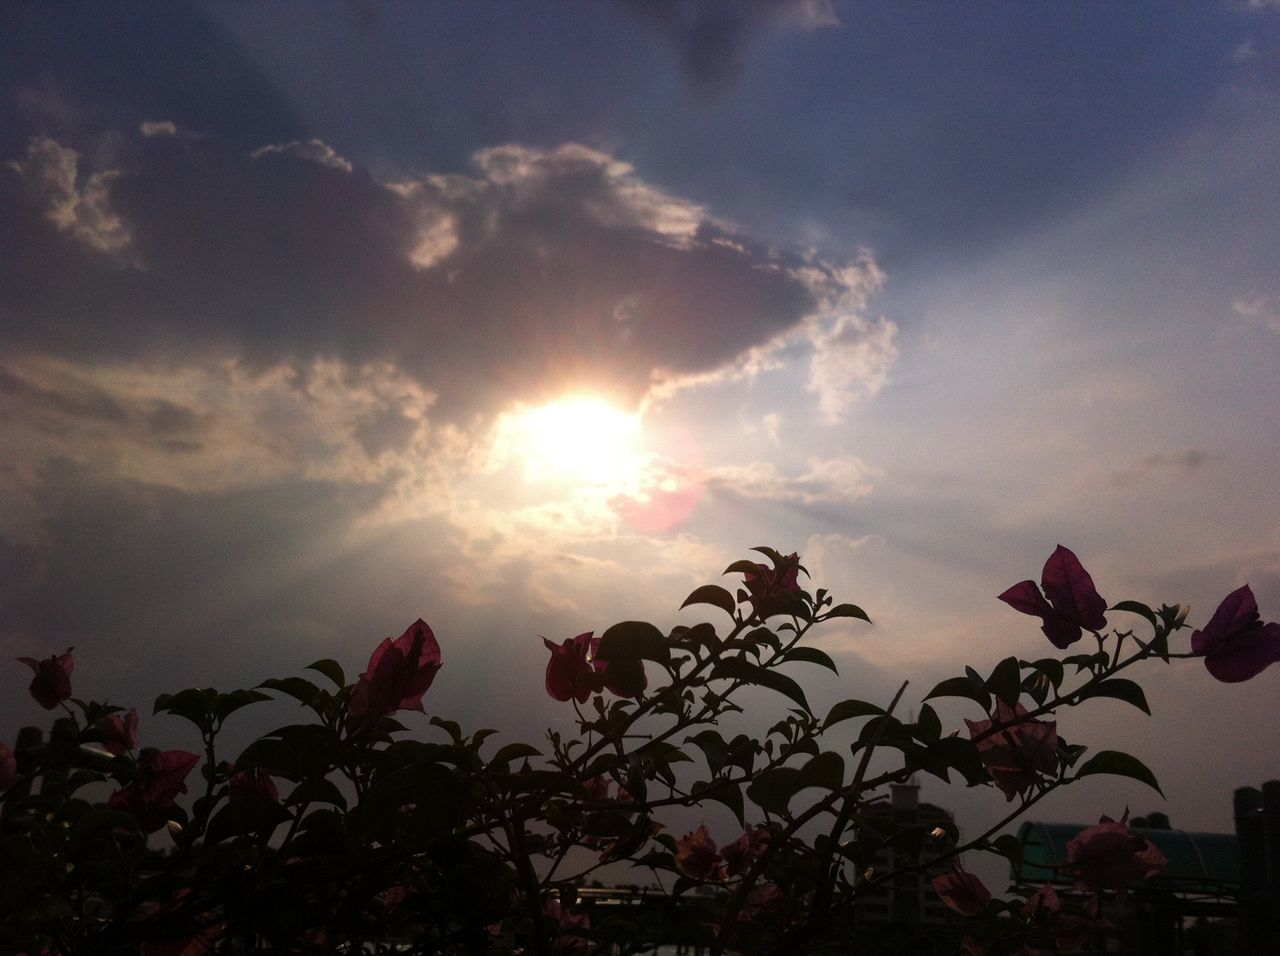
[1,128,849,416]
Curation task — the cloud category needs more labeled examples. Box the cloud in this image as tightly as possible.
[1,132,886,421]
[1110,449,1218,487]
[1232,293,1280,332]
[618,0,838,87]
[6,136,136,261]
[704,456,879,505]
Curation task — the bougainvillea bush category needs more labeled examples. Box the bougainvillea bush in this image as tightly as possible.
[2,545,1278,954]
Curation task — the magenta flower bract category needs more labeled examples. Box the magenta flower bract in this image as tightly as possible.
[108,749,200,832]
[965,702,1058,801]
[745,553,802,597]
[17,647,74,710]
[543,631,644,703]
[349,619,442,719]
[229,766,280,803]
[931,870,991,916]
[722,825,771,876]
[675,824,725,881]
[999,545,1107,649]
[1190,584,1280,683]
[1064,814,1167,900]
[96,708,139,756]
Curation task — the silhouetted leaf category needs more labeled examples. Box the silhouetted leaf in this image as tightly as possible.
[492,743,542,766]
[1111,600,1158,630]
[258,678,321,708]
[680,585,738,618]
[923,677,991,711]
[712,657,809,712]
[205,796,292,844]
[1074,750,1163,796]
[986,656,1022,709]
[824,603,871,623]
[801,751,845,791]
[305,659,346,689]
[782,645,838,674]
[1074,679,1150,715]
[823,698,884,730]
[596,621,671,664]
[747,767,803,816]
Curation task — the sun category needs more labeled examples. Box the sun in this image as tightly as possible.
[500,396,643,486]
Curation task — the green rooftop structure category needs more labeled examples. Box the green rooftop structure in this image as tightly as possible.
[1013,821,1240,898]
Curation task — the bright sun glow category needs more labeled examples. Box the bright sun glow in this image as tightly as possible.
[502,396,643,485]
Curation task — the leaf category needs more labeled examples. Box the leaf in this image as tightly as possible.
[204,796,292,844]
[1074,750,1164,797]
[800,751,845,791]
[724,559,764,576]
[1027,658,1065,690]
[286,777,347,810]
[235,738,300,779]
[747,767,803,816]
[596,621,671,664]
[823,698,884,730]
[430,716,464,744]
[712,657,810,712]
[306,659,346,689]
[492,743,542,766]
[74,810,138,839]
[216,689,272,723]
[153,688,211,730]
[782,645,838,674]
[680,585,738,618]
[986,656,1022,709]
[923,676,991,711]
[988,833,1023,866]
[691,780,746,827]
[913,704,942,743]
[1111,600,1158,631]
[687,730,730,777]
[824,603,871,623]
[259,678,322,708]
[1074,679,1151,715]
[928,736,987,786]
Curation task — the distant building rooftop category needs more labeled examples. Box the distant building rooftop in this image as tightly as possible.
[1014,821,1239,897]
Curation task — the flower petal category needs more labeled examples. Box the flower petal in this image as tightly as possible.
[1041,545,1107,632]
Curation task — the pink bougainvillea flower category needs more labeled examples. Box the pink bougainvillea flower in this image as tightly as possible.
[722,825,772,876]
[96,708,139,756]
[675,824,725,881]
[1064,814,1167,900]
[16,647,74,710]
[544,632,599,703]
[542,631,644,703]
[107,749,200,832]
[0,742,16,790]
[931,869,991,916]
[349,619,442,719]
[545,897,591,953]
[1190,584,1280,683]
[744,553,803,597]
[998,545,1107,649]
[965,702,1058,801]
[229,766,280,803]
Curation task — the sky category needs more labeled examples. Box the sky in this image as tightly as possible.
[3,0,1280,885]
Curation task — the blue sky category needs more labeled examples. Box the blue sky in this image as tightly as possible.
[3,0,1280,880]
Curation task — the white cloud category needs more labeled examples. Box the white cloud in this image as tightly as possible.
[139,120,178,137]
[251,138,355,173]
[705,456,879,505]
[1232,293,1280,332]
[807,314,899,422]
[8,136,136,260]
